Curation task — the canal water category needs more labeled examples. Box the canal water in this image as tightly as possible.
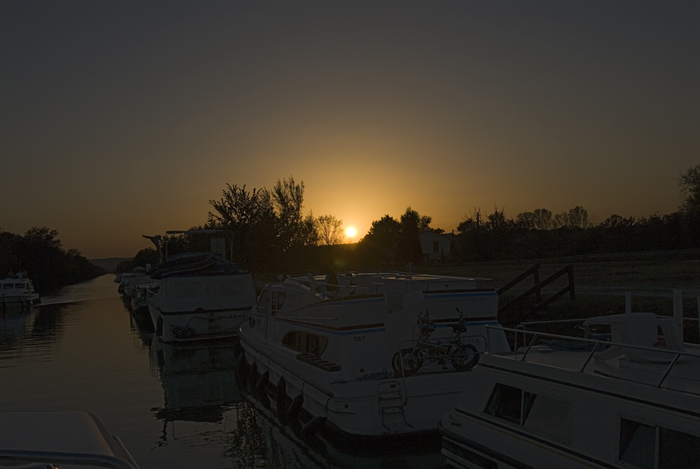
[0,275,447,468]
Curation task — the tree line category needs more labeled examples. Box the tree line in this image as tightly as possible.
[121,165,700,273]
[0,227,105,294]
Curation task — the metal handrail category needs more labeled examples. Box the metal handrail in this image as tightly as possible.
[485,325,699,394]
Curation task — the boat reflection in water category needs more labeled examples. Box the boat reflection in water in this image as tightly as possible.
[147,336,447,467]
[0,303,69,359]
[0,305,38,343]
[148,337,322,467]
[150,339,241,427]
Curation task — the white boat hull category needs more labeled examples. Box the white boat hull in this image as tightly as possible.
[149,303,249,343]
[239,335,472,438]
[146,264,256,343]
[238,271,509,439]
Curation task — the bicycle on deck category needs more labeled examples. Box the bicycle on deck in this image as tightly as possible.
[392,308,479,376]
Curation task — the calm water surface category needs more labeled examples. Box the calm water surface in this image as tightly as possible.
[0,275,446,468]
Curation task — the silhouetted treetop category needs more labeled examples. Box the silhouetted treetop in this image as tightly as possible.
[679,164,700,213]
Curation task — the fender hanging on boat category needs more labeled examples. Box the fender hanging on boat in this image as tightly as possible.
[286,393,304,421]
[255,370,269,394]
[300,416,326,439]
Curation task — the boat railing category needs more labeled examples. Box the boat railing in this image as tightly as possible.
[286,275,381,298]
[485,325,700,395]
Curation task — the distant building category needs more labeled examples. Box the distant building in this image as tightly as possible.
[419,231,451,262]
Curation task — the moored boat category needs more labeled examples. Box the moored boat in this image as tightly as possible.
[0,272,40,309]
[237,271,511,441]
[440,312,700,468]
[147,253,256,343]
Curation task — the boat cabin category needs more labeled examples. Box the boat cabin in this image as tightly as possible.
[251,272,509,380]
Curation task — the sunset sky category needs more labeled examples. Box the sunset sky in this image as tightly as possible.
[2,1,699,259]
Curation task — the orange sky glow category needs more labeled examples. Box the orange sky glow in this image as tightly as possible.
[2,2,699,259]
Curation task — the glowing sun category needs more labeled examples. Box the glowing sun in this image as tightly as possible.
[346,226,357,238]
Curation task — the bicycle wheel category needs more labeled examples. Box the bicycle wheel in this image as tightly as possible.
[392,348,423,376]
[450,344,479,371]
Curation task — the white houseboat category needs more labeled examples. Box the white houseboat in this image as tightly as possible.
[440,312,700,469]
[0,273,40,309]
[147,253,256,343]
[237,271,511,440]
[119,269,156,312]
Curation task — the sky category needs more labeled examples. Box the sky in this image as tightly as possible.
[2,1,699,259]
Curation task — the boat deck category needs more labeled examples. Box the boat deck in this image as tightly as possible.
[487,325,700,396]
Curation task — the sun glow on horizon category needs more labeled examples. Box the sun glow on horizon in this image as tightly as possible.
[346,226,357,238]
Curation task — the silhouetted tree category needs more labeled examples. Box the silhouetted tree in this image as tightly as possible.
[553,206,589,229]
[365,215,402,245]
[401,207,433,232]
[532,208,553,230]
[515,211,536,229]
[356,215,402,267]
[679,164,700,213]
[209,184,277,270]
[316,215,344,245]
[272,176,318,252]
[394,210,423,266]
[0,227,103,294]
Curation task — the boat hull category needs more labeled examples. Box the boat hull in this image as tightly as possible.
[0,295,40,312]
[239,330,475,439]
[146,268,256,343]
[150,304,249,343]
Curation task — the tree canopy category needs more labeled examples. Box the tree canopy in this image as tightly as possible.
[679,164,700,213]
[0,227,104,294]
[317,215,344,245]
[120,166,700,272]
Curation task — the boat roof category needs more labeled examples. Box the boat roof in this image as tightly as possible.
[483,314,700,400]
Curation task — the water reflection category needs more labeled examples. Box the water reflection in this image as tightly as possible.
[129,310,154,349]
[150,339,241,424]
[0,306,38,343]
[0,276,448,468]
[0,303,72,368]
[225,399,326,468]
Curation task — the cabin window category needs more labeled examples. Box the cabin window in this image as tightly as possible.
[485,384,572,444]
[282,331,328,357]
[256,288,267,314]
[523,394,573,444]
[3,284,13,290]
[659,427,700,468]
[619,419,656,469]
[271,290,286,313]
[619,418,700,469]
[485,384,523,424]
[433,241,440,252]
